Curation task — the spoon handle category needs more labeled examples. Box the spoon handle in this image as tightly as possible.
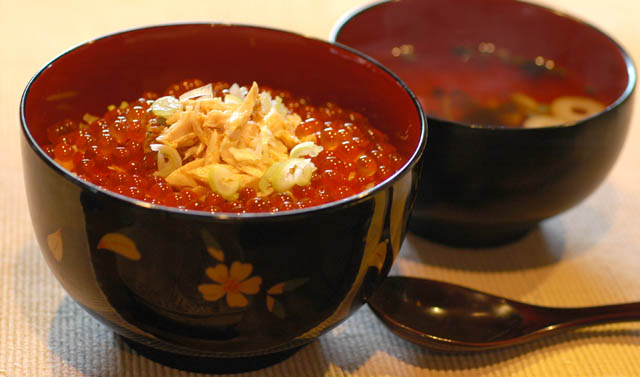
[523,301,640,332]
[548,302,640,326]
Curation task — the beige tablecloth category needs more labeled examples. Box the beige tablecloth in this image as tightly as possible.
[2,0,640,376]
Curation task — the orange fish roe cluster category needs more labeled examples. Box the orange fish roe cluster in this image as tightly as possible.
[42,79,406,213]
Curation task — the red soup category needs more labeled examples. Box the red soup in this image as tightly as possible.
[41,79,406,213]
[376,43,607,127]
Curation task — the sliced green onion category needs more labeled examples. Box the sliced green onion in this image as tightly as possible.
[178,83,214,102]
[150,96,183,119]
[523,114,565,128]
[274,96,287,115]
[259,91,273,113]
[228,83,248,99]
[208,164,240,201]
[260,158,316,193]
[550,96,605,122]
[224,94,243,105]
[292,159,316,187]
[150,144,182,177]
[258,160,283,194]
[290,141,323,159]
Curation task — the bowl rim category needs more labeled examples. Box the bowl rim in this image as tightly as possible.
[20,22,427,221]
[330,0,637,132]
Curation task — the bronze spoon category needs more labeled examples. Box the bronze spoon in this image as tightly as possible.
[368,276,640,351]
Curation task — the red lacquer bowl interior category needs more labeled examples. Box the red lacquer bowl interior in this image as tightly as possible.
[23,24,423,167]
[333,0,633,127]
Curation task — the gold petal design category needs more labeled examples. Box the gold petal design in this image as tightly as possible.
[266,295,275,312]
[373,239,389,273]
[47,228,63,262]
[239,276,262,295]
[229,261,252,281]
[205,264,229,283]
[227,292,248,308]
[96,233,141,261]
[207,247,225,262]
[198,284,226,302]
[267,282,285,295]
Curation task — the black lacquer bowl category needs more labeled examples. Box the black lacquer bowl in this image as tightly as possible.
[333,0,636,247]
[20,24,426,372]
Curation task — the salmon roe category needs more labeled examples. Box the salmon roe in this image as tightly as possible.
[41,79,407,213]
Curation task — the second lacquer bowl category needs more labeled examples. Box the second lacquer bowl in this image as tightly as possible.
[333,0,636,246]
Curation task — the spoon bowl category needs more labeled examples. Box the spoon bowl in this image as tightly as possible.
[368,277,640,351]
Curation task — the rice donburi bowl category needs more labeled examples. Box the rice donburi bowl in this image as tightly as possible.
[20,23,426,371]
